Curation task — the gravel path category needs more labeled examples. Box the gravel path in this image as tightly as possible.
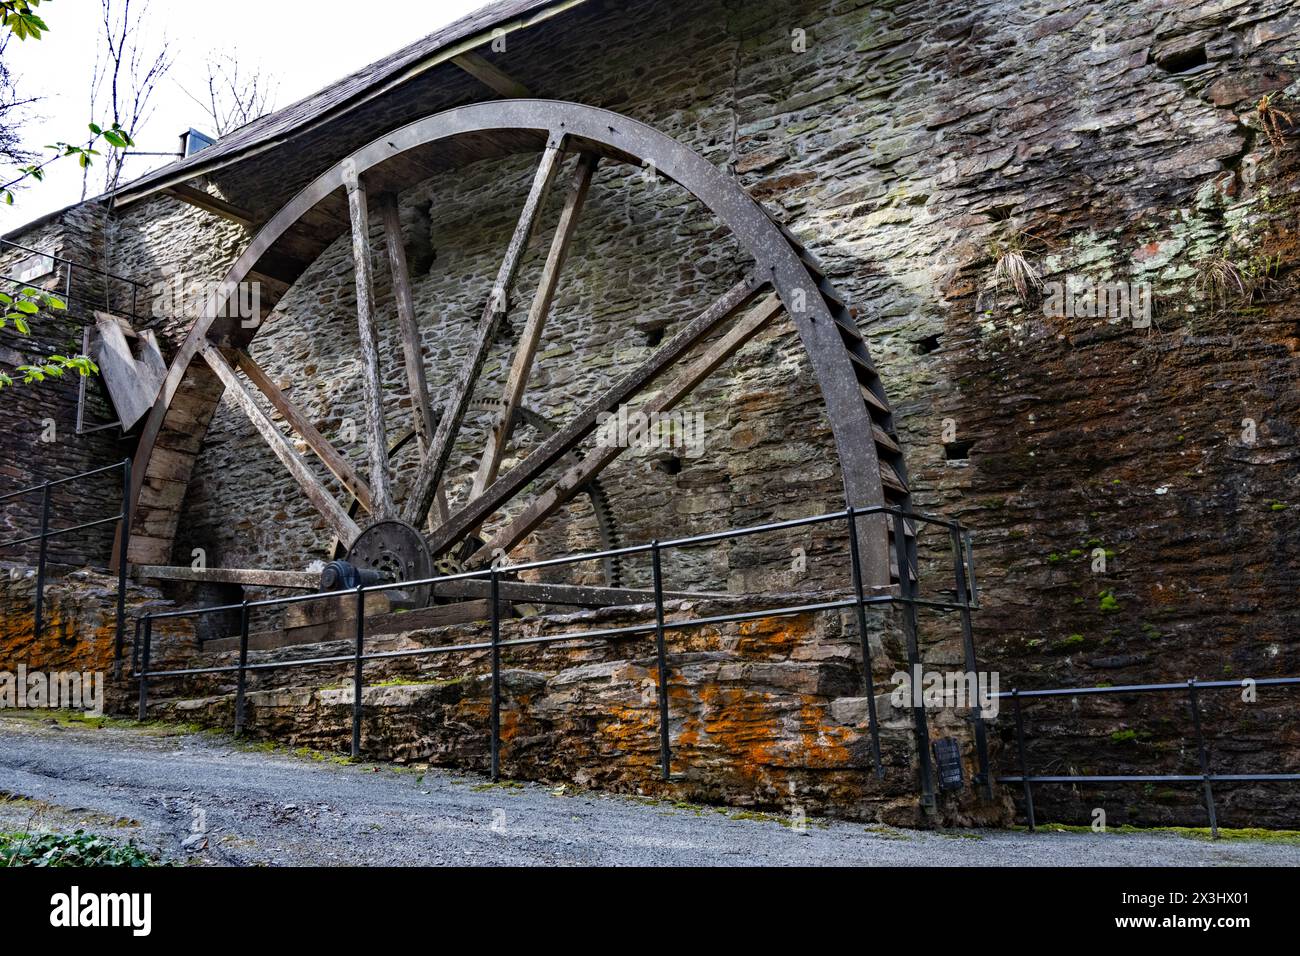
[1,713,1295,866]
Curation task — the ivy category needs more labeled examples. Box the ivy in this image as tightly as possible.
[0,286,98,390]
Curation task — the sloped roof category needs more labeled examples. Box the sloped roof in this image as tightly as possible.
[111,0,587,205]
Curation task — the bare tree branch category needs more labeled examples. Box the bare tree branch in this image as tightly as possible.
[83,0,174,197]
[179,53,278,138]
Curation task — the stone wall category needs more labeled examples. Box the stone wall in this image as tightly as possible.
[0,203,134,571]
[139,595,1007,826]
[2,0,1298,825]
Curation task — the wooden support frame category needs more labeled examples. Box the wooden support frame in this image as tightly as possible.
[200,342,363,548]
[344,164,396,518]
[403,139,567,527]
[470,151,598,499]
[375,192,449,525]
[233,349,374,513]
[450,52,533,98]
[421,274,765,561]
[470,293,784,563]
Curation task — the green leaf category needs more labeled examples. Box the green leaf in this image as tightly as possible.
[103,130,127,148]
[89,122,103,135]
[42,295,66,310]
[14,317,29,335]
[13,300,37,315]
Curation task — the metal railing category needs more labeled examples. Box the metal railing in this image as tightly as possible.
[0,237,149,323]
[0,458,132,658]
[134,505,987,801]
[996,677,1300,837]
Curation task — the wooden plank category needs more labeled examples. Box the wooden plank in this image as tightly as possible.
[233,349,374,514]
[200,342,363,548]
[343,165,396,518]
[403,141,566,527]
[450,51,533,98]
[420,275,766,560]
[375,192,449,525]
[470,293,783,563]
[135,565,319,589]
[166,182,254,228]
[92,312,167,430]
[470,152,597,499]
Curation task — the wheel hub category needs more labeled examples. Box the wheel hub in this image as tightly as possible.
[347,519,434,607]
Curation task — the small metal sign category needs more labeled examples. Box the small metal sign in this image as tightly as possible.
[13,253,57,285]
[933,737,965,791]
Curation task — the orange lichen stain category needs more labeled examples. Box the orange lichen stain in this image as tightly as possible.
[735,613,815,657]
[795,697,853,768]
[695,684,784,770]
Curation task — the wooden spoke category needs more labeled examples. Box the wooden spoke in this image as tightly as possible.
[200,343,363,548]
[375,191,449,524]
[470,152,598,500]
[421,274,767,560]
[468,293,784,565]
[233,349,374,514]
[402,140,567,527]
[344,164,396,518]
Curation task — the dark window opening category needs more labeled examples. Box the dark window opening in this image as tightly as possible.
[944,440,975,461]
[1156,46,1208,74]
[914,333,942,355]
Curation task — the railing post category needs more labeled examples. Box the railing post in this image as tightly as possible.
[846,507,884,778]
[650,540,673,782]
[1012,688,1035,831]
[234,601,250,737]
[114,458,131,664]
[33,481,51,641]
[1187,679,1219,839]
[951,524,991,799]
[130,615,142,672]
[351,584,365,759]
[489,568,501,783]
[892,510,935,810]
[137,615,152,721]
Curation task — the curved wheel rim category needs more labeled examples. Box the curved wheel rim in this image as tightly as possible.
[127,100,910,587]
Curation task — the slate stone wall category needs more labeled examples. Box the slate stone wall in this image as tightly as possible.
[3,0,1298,825]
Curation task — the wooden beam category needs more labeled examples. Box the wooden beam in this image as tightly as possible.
[375,192,449,525]
[420,274,766,560]
[344,165,396,518]
[470,152,597,499]
[470,294,784,564]
[166,182,254,228]
[135,565,319,589]
[200,342,363,548]
[233,349,374,514]
[450,52,533,98]
[403,141,566,527]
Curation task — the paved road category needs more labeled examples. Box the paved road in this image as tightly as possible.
[1,713,1296,866]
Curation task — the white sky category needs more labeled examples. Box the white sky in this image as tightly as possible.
[1,0,495,232]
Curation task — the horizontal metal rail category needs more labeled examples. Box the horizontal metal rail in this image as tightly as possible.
[141,505,976,621]
[133,505,986,796]
[0,458,132,665]
[998,678,1300,839]
[0,460,128,503]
